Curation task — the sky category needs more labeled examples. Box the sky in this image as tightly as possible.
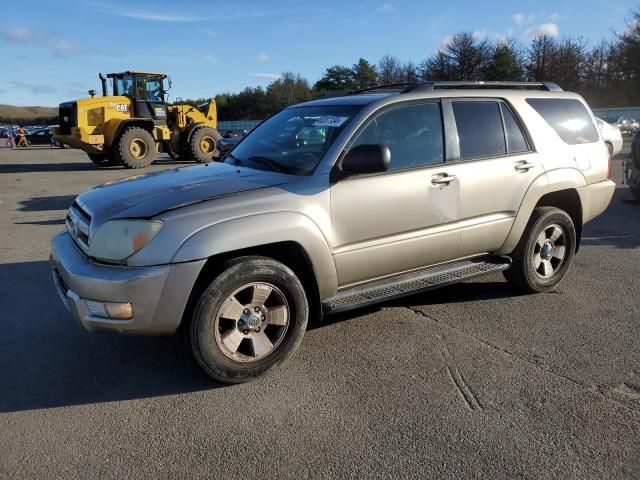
[1,0,637,106]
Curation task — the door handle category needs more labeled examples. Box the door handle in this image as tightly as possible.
[431,174,456,185]
[514,161,535,172]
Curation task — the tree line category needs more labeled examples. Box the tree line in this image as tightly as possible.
[185,8,640,120]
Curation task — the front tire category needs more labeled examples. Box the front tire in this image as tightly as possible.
[503,207,576,293]
[190,256,309,383]
[188,127,221,163]
[116,127,156,168]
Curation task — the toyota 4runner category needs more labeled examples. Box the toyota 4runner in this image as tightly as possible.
[50,81,615,383]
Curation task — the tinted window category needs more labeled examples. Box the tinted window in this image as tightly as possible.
[501,103,529,153]
[351,102,444,170]
[452,101,506,159]
[526,98,599,145]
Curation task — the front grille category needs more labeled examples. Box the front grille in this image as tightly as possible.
[58,102,77,134]
[66,201,91,255]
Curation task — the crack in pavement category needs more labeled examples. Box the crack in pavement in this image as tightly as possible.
[403,305,640,414]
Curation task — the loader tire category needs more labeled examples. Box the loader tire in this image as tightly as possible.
[188,127,221,163]
[116,127,156,169]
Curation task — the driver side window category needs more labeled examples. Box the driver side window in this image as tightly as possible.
[351,102,444,171]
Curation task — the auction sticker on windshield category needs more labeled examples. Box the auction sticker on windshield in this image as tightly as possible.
[313,116,349,127]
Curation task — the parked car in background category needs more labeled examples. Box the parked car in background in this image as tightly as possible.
[616,117,640,135]
[596,117,623,159]
[219,130,248,155]
[624,132,640,200]
[25,127,67,148]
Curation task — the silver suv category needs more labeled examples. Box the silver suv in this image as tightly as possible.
[50,81,615,383]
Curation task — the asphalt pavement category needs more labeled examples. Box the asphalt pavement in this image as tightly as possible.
[0,144,638,479]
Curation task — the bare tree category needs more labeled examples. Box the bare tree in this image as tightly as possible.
[378,54,403,84]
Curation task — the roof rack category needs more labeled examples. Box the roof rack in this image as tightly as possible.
[405,81,562,92]
[350,80,562,95]
[351,83,418,94]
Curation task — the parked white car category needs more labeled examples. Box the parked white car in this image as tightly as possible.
[596,117,623,158]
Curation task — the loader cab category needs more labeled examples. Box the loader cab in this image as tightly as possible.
[107,71,168,125]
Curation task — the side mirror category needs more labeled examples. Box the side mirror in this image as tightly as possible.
[340,144,390,176]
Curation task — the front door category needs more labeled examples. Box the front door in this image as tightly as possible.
[331,101,461,287]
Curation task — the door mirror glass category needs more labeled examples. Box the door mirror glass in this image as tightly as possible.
[341,144,390,175]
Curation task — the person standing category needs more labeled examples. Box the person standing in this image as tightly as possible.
[16,126,29,148]
[5,131,16,148]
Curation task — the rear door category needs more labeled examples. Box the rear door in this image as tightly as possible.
[442,98,544,256]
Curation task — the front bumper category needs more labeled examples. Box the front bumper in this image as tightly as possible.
[52,127,104,153]
[50,231,205,335]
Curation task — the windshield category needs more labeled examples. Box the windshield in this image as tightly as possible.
[113,74,164,101]
[225,105,363,175]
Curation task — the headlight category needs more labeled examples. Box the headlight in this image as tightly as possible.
[88,220,162,262]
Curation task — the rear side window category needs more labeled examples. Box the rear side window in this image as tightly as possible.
[452,101,506,159]
[501,103,529,153]
[526,98,599,145]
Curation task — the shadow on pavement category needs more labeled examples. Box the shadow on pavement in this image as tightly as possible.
[0,163,97,173]
[581,187,640,249]
[15,219,66,226]
[0,261,219,413]
[18,195,77,212]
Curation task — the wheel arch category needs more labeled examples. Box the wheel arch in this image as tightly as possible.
[106,118,156,147]
[172,212,338,300]
[178,240,323,332]
[498,168,586,255]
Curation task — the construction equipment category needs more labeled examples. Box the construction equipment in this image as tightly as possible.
[53,71,222,168]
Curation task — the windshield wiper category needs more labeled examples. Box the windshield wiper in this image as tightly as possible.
[247,155,287,173]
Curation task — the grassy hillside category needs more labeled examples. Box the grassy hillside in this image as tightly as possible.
[0,104,57,121]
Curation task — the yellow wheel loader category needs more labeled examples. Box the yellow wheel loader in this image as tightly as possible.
[53,71,222,168]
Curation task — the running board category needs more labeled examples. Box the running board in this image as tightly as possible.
[322,255,511,314]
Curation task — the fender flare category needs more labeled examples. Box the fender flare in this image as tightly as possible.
[498,167,587,254]
[172,212,338,299]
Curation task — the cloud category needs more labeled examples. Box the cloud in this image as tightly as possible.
[6,80,56,95]
[201,29,217,38]
[88,1,328,22]
[192,53,217,63]
[115,11,206,22]
[512,13,526,25]
[249,73,282,81]
[0,26,86,58]
[376,3,396,13]
[1,27,34,43]
[524,22,559,39]
[257,52,270,62]
[548,12,560,21]
[512,13,536,25]
[52,40,85,58]
[472,30,487,40]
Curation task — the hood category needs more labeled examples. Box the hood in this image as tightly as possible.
[76,162,291,225]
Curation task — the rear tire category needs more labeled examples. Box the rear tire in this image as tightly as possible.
[503,207,576,293]
[606,142,614,161]
[188,127,221,163]
[116,127,156,168]
[190,256,308,383]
